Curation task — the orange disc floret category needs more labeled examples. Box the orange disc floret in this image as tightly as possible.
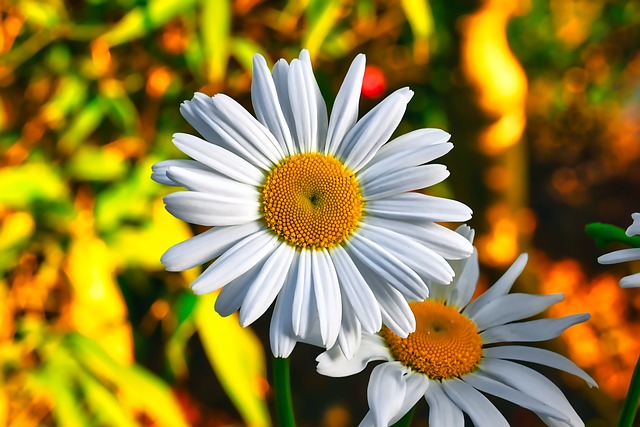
[261,153,363,249]
[380,300,483,380]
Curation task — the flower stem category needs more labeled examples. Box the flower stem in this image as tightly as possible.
[273,356,296,427]
[618,354,640,427]
[391,407,415,427]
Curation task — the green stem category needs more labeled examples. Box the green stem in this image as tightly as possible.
[273,356,295,427]
[618,354,640,427]
[391,407,415,427]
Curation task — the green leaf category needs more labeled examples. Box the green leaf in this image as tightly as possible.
[304,0,343,59]
[400,0,433,61]
[17,0,66,29]
[0,163,67,209]
[66,145,127,181]
[231,37,269,73]
[586,223,640,249]
[58,97,106,153]
[40,75,88,126]
[195,294,271,427]
[200,0,231,84]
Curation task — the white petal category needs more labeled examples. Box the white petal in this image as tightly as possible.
[463,372,569,422]
[336,303,361,360]
[271,59,297,150]
[367,362,409,427]
[292,249,313,337]
[361,128,452,174]
[364,216,473,260]
[598,247,640,264]
[472,293,565,331]
[190,230,279,294]
[251,54,295,156]
[479,358,584,427]
[299,50,328,152]
[425,382,465,426]
[269,251,300,357]
[357,223,454,285]
[361,165,450,200]
[325,54,365,155]
[166,166,260,199]
[483,345,597,388]
[215,260,265,317]
[626,212,640,236]
[441,378,509,427]
[172,132,264,186]
[348,233,429,300]
[163,191,260,226]
[481,313,590,345]
[151,159,211,186]
[621,272,640,288]
[359,142,452,185]
[330,245,382,334]
[338,88,414,172]
[312,249,342,348]
[389,373,429,425]
[179,97,224,145]
[447,249,480,309]
[366,193,472,223]
[240,242,295,326]
[316,334,391,377]
[351,253,416,337]
[209,94,285,164]
[463,252,528,318]
[161,222,262,271]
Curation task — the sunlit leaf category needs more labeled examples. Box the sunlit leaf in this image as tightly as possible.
[0,163,67,209]
[65,232,133,364]
[40,75,88,127]
[66,145,127,181]
[231,37,269,72]
[17,0,66,29]
[58,97,107,154]
[400,0,434,61]
[195,294,271,427]
[100,83,139,134]
[0,211,35,275]
[304,0,343,60]
[99,0,198,47]
[200,0,231,84]
[67,333,189,427]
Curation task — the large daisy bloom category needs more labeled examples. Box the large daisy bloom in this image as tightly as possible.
[317,226,596,427]
[152,50,473,357]
[598,212,640,288]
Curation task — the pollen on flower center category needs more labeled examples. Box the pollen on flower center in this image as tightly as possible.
[261,153,363,249]
[380,300,483,380]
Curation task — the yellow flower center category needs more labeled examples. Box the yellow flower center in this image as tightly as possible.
[380,300,483,380]
[261,153,363,249]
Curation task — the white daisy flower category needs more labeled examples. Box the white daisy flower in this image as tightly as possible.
[317,226,596,427]
[152,50,473,357]
[598,212,640,288]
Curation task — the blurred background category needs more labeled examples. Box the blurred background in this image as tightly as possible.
[1,0,639,425]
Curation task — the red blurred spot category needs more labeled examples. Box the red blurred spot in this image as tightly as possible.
[361,65,386,99]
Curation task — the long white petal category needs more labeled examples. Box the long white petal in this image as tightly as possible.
[330,245,382,333]
[425,382,465,426]
[166,166,260,199]
[163,191,260,226]
[598,247,640,264]
[389,373,430,425]
[288,57,322,153]
[447,249,479,309]
[479,358,584,427]
[361,165,450,200]
[357,223,454,285]
[151,159,211,186]
[481,313,590,345]
[463,252,528,318]
[367,362,409,427]
[240,242,295,326]
[272,59,298,153]
[190,230,279,294]
[338,88,414,172]
[472,293,565,331]
[215,260,265,317]
[441,378,509,427]
[325,54,365,155]
[292,249,313,337]
[312,248,342,348]
[161,222,262,271]
[251,54,295,156]
[336,302,361,360]
[299,50,328,152]
[172,132,264,186]
[364,216,473,260]
[621,272,640,288]
[316,334,391,377]
[366,192,472,223]
[464,372,569,422]
[347,233,429,300]
[483,345,597,387]
[270,251,300,357]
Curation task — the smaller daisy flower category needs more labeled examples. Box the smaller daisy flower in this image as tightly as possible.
[317,226,596,427]
[598,212,640,288]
